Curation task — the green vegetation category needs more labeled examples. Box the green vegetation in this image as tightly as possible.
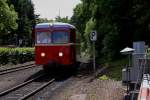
[0,47,34,65]
[98,75,109,80]
[71,0,150,80]
[146,48,150,57]
[71,0,150,61]
[104,58,128,80]
[55,16,70,23]
[36,16,70,24]
[0,0,18,33]
[0,0,35,46]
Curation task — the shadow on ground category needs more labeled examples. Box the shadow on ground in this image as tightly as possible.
[24,62,100,83]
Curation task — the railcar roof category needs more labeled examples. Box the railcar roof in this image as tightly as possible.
[35,22,75,29]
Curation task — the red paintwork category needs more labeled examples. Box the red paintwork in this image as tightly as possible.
[34,23,76,66]
[35,44,75,65]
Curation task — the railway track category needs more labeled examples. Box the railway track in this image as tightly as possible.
[0,73,55,100]
[0,63,36,75]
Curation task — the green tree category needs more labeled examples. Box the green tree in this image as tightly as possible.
[55,16,70,23]
[72,0,150,61]
[0,0,18,33]
[8,0,35,46]
[71,2,93,58]
[80,18,95,58]
[36,17,54,24]
[131,0,150,44]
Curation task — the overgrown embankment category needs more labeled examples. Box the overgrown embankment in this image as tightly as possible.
[98,58,128,81]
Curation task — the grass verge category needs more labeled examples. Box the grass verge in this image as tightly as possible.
[98,57,128,81]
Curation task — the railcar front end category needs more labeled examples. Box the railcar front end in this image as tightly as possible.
[35,23,76,69]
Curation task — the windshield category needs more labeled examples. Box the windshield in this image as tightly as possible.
[36,32,51,44]
[52,31,69,43]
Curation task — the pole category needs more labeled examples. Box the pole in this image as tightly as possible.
[126,55,131,95]
[93,41,96,75]
[126,64,129,94]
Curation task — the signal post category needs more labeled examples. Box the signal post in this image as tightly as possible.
[90,30,97,76]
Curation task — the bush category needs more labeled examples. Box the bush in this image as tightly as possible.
[98,75,109,80]
[0,47,34,65]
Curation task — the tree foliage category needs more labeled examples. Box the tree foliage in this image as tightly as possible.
[36,16,70,24]
[71,0,150,60]
[8,0,35,35]
[55,16,70,23]
[35,17,54,24]
[1,0,36,46]
[0,0,18,33]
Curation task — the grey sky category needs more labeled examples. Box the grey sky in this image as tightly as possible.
[32,0,81,19]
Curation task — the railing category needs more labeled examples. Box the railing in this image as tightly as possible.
[138,74,150,100]
[135,58,150,100]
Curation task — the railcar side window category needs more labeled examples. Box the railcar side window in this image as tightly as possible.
[52,32,68,43]
[36,32,51,44]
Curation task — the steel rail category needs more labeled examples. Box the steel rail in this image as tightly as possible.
[0,64,36,75]
[19,78,55,100]
[0,73,44,96]
[0,63,34,72]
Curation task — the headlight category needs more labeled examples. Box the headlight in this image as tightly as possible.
[59,52,63,57]
[41,52,45,57]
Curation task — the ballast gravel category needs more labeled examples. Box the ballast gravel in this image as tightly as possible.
[49,76,125,100]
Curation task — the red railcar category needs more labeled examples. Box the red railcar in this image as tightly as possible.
[35,23,76,69]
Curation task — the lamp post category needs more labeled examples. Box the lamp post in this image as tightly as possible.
[120,47,135,99]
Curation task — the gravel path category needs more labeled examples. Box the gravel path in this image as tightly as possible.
[86,79,124,100]
[43,76,125,100]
